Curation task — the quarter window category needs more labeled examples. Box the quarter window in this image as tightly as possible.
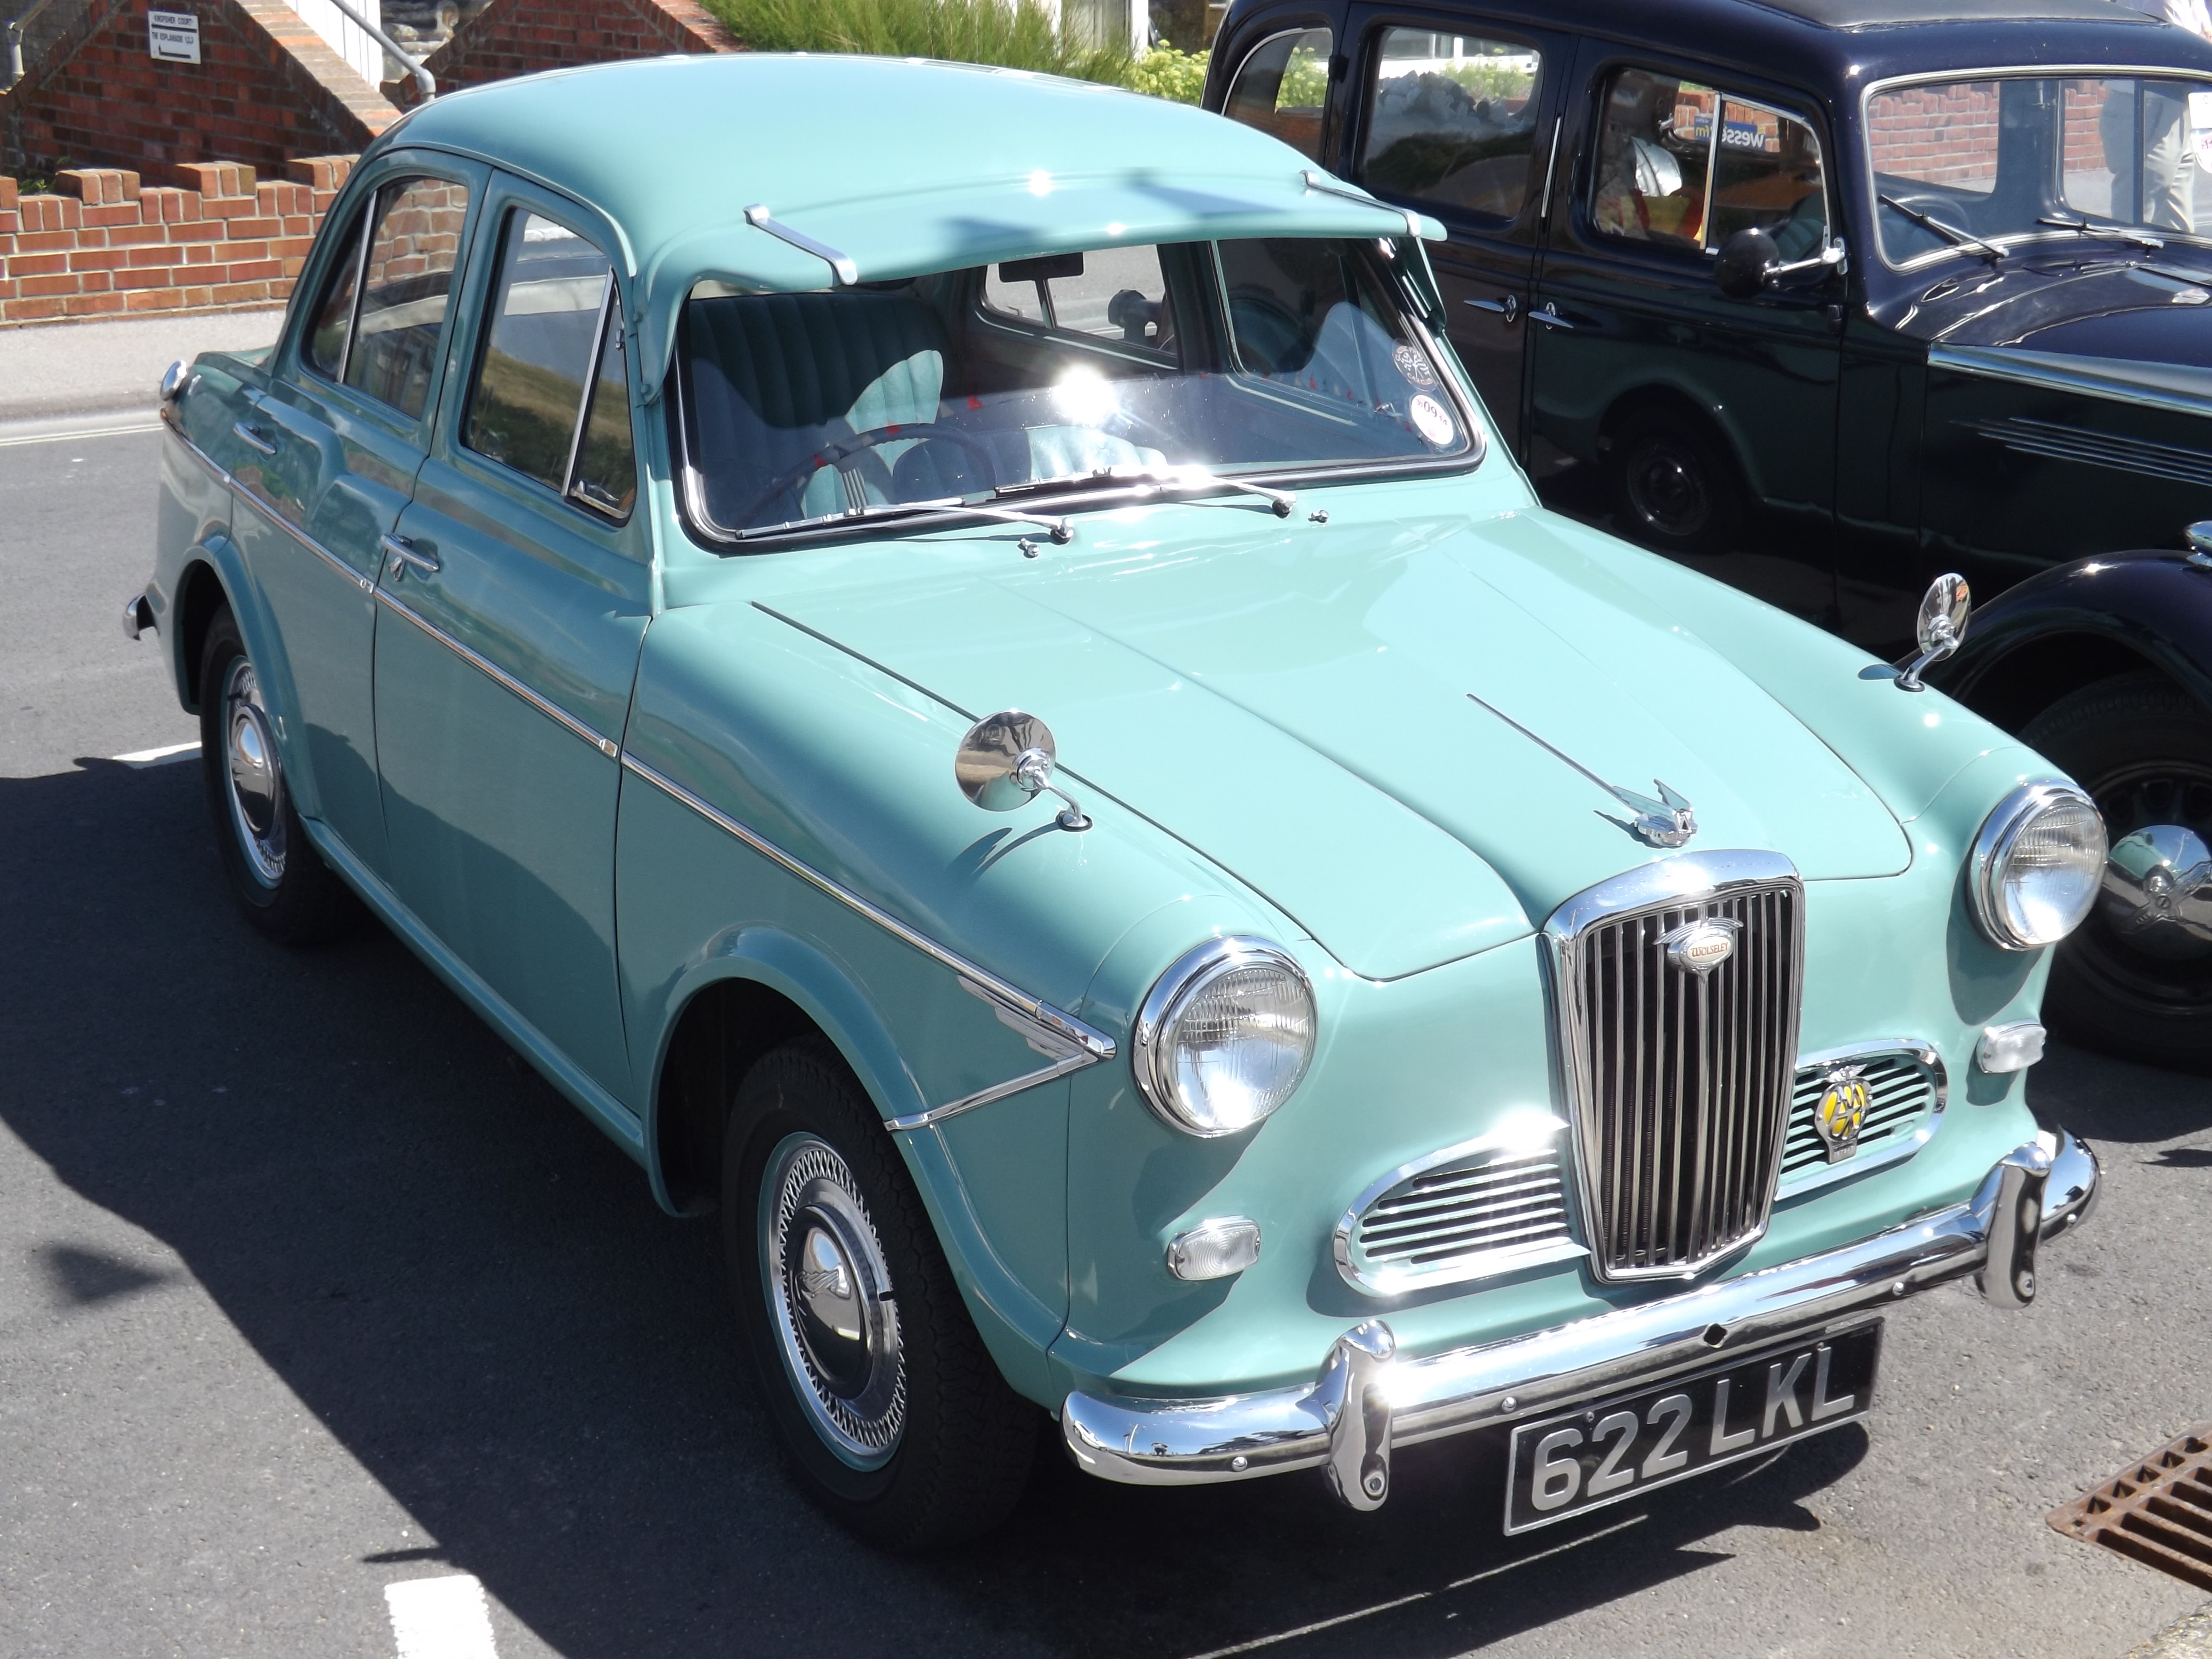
[1222,27,1332,162]
[1591,70,1826,258]
[1358,28,1545,221]
[303,174,471,418]
[464,209,636,521]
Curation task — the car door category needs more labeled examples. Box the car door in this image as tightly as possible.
[371,178,649,1108]
[1342,7,1570,459]
[1527,48,1844,621]
[226,157,483,876]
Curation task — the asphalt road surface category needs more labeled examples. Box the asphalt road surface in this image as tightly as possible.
[4,414,2211,1659]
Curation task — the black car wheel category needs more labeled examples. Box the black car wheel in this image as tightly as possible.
[1608,410,1745,555]
[2022,673,2212,1071]
[198,605,355,944]
[723,1039,1037,1550]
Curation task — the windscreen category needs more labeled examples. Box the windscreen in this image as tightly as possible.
[677,238,1475,539]
[1869,75,2212,264]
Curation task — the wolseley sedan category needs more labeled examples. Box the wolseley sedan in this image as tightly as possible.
[134,55,2100,1549]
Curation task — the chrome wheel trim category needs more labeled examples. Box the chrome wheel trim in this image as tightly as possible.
[221,656,286,888]
[759,1133,905,1470]
[2101,823,2212,961]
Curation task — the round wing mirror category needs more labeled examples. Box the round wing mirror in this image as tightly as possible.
[955,710,1091,829]
[1715,227,1779,301]
[1895,572,1971,692]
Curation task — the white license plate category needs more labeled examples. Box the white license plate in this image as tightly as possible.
[1503,1322,1881,1534]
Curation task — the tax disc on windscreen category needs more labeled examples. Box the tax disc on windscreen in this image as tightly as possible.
[1409,393,1457,448]
[1393,344,1438,387]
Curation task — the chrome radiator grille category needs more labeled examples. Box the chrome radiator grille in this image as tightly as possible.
[1335,1119,1586,1295]
[1550,857,1804,1282]
[1779,1045,1946,1189]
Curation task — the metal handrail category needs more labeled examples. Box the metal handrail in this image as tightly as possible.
[318,0,433,102]
[5,0,61,90]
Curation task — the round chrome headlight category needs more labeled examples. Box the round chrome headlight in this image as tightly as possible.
[1133,938,1316,1137]
[1970,783,2107,950]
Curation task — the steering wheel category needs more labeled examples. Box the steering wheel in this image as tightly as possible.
[737,422,1002,526]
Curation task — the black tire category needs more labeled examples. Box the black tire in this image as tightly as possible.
[723,1039,1037,1550]
[197,605,355,944]
[1607,408,1746,555]
[2021,673,2212,1071]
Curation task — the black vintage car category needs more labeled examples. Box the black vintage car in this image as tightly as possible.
[1207,0,2212,1068]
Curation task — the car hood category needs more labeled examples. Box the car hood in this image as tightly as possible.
[1898,253,2212,367]
[760,504,1911,980]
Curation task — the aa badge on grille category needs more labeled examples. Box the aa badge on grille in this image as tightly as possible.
[1817,1064,1870,1160]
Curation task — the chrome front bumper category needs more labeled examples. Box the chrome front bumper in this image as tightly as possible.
[1062,1129,2098,1510]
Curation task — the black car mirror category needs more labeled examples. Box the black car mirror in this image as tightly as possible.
[1716,228,1780,300]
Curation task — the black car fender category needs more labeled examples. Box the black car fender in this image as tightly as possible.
[1931,549,2212,731]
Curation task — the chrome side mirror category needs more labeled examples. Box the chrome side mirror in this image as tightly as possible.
[1895,573,1971,693]
[1715,227,1846,301]
[2185,520,2212,571]
[955,710,1091,831]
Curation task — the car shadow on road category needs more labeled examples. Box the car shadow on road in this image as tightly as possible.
[1,758,1874,1658]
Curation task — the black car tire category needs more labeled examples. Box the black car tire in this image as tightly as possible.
[2021,673,2212,1071]
[723,1039,1037,1550]
[198,605,356,945]
[1608,409,1745,555]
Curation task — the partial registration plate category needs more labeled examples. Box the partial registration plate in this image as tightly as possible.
[1503,1322,1881,1534]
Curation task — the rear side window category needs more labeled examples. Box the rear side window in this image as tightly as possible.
[1223,27,1332,162]
[1591,69,1827,258]
[302,174,471,420]
[464,208,636,521]
[1359,28,1546,221]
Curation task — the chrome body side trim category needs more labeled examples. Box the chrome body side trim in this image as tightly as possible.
[1062,1130,2099,1494]
[376,588,621,760]
[1930,344,2212,421]
[164,414,378,596]
[617,754,1116,1120]
[1960,414,2212,489]
[1778,1038,1946,1197]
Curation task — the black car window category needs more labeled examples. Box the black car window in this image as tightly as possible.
[1223,26,1332,163]
[1358,28,1545,221]
[338,176,471,420]
[982,245,1177,360]
[1592,69,1826,259]
[464,208,635,521]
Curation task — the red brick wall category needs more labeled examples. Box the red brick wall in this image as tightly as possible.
[0,154,353,324]
[390,0,739,105]
[0,0,396,176]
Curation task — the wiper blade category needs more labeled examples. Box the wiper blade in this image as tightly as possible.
[997,464,1296,518]
[761,498,1072,542]
[1881,194,2008,264]
[2038,213,2165,253]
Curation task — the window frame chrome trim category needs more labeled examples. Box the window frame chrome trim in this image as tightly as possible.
[1541,850,1806,1285]
[1332,1112,1588,1297]
[1777,1038,1947,1198]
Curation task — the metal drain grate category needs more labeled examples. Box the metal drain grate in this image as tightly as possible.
[2047,1424,2212,1591]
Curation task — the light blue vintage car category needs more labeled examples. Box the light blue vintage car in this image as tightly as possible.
[133,54,2106,1549]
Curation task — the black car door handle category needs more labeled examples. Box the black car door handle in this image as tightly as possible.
[231,420,279,456]
[380,533,441,581]
[1465,294,1521,322]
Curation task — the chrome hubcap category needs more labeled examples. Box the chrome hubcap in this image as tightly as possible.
[761,1134,904,1469]
[221,657,286,887]
[2101,824,2212,960]
[1626,444,1710,538]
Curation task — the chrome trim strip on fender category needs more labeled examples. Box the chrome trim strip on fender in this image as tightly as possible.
[1958,413,2212,489]
[1062,1130,2099,1497]
[164,414,378,597]
[1930,344,2212,422]
[618,754,1116,1121]
[376,588,621,760]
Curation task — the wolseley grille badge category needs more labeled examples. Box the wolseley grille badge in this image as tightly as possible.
[1817,1064,1870,1160]
[1660,918,1737,975]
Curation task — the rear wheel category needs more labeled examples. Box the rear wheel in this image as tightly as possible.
[1607,409,1745,555]
[2021,673,2212,1071]
[723,1040,1037,1550]
[197,606,354,944]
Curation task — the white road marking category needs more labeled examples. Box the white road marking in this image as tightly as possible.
[0,418,164,449]
[112,741,199,768]
[384,1574,500,1659]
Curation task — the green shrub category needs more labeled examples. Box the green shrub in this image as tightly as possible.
[703,0,1132,84]
[1127,44,1207,104]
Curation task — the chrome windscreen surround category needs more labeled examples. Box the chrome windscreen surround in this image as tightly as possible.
[1543,851,1806,1284]
[1333,1113,1587,1296]
[1779,1040,1947,1196]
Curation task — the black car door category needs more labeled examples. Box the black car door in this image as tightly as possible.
[1340,6,1572,459]
[1528,44,1846,623]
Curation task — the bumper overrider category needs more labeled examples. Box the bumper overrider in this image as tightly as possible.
[1063,1130,2097,1511]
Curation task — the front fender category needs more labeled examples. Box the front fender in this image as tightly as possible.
[1935,548,2212,718]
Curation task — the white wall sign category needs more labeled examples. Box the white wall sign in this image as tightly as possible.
[147,9,201,63]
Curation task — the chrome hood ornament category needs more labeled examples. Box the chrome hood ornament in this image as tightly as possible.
[1467,694,1698,849]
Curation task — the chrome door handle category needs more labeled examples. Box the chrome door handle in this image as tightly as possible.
[231,420,279,456]
[1464,294,1520,322]
[1529,304,1576,331]
[380,534,441,581]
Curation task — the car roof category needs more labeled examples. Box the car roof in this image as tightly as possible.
[1757,0,2144,25]
[384,53,1436,385]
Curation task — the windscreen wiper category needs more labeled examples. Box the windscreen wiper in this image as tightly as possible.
[753,498,1072,543]
[2038,212,2166,253]
[997,464,1296,518]
[1881,194,2008,264]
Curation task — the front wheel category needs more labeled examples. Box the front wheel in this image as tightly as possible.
[2021,673,2212,1071]
[723,1040,1037,1550]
